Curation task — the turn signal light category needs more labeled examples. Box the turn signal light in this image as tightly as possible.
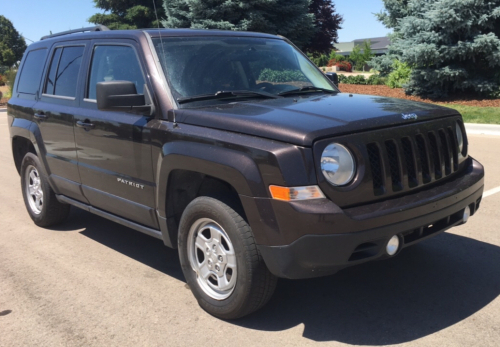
[269,185,325,201]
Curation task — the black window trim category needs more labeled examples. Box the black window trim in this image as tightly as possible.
[83,41,147,103]
[42,43,86,101]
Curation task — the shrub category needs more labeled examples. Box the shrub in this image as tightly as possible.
[367,74,386,85]
[327,59,352,72]
[329,51,346,62]
[338,75,367,85]
[258,69,308,83]
[386,60,411,88]
[0,74,6,86]
[337,74,386,85]
[308,53,329,67]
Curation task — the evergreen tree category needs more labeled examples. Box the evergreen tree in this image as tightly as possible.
[162,0,316,50]
[372,0,500,98]
[302,0,343,54]
[89,0,165,29]
[0,15,27,69]
[374,0,410,29]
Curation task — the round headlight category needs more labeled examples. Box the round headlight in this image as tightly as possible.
[321,143,356,186]
[456,122,464,154]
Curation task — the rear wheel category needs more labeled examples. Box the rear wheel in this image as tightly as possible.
[178,196,277,319]
[21,153,70,227]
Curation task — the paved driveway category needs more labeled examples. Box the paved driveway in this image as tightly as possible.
[1,113,499,346]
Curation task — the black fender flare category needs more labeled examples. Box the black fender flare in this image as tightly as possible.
[155,141,267,217]
[10,118,48,174]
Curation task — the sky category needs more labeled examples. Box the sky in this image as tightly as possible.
[2,0,391,45]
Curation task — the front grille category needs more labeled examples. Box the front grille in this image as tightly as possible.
[367,126,460,196]
[314,116,467,207]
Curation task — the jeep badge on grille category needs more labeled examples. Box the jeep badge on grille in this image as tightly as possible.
[402,113,418,120]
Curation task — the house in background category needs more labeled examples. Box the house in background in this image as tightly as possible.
[335,36,390,57]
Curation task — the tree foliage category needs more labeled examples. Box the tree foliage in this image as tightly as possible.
[372,0,500,98]
[89,0,165,29]
[348,40,374,71]
[162,0,316,50]
[0,15,27,69]
[302,0,343,54]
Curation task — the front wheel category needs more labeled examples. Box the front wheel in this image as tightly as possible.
[178,196,277,319]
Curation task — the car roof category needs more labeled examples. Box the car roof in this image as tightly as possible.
[27,28,282,51]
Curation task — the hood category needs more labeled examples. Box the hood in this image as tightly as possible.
[175,93,458,146]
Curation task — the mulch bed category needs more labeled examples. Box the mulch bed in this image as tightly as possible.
[0,98,8,107]
[339,84,500,107]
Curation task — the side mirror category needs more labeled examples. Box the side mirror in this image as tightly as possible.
[96,81,153,115]
[326,72,339,87]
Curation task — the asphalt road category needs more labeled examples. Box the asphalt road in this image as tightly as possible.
[1,112,499,347]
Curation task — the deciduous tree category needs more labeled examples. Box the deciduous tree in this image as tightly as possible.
[302,0,343,55]
[0,15,27,69]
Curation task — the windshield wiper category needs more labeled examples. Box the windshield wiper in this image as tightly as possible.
[278,86,337,96]
[177,90,281,104]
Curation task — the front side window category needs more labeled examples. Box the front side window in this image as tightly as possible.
[87,45,145,100]
[17,48,48,94]
[44,46,84,98]
[153,36,337,106]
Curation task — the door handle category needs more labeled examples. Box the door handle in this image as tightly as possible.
[76,120,95,130]
[34,113,47,120]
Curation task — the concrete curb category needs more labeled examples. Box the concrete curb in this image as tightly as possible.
[465,123,500,136]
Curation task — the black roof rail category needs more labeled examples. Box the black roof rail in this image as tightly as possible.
[41,25,110,40]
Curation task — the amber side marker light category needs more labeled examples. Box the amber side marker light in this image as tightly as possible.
[269,185,325,201]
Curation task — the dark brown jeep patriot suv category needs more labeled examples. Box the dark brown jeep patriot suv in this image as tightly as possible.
[7,26,484,319]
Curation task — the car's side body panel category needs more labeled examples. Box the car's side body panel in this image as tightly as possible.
[72,38,159,229]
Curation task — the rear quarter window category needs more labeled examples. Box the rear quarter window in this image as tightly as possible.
[17,48,48,94]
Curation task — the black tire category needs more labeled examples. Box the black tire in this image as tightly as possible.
[178,196,277,319]
[20,152,70,227]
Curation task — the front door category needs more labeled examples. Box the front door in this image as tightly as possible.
[74,40,158,229]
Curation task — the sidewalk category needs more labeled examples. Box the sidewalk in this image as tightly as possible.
[465,123,500,136]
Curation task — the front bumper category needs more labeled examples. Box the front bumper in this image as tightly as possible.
[241,158,484,279]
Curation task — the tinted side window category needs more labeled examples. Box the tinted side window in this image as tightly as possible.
[17,49,48,94]
[44,46,84,98]
[88,45,145,100]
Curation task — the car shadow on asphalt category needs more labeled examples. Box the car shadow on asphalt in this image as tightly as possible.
[53,207,185,282]
[55,208,500,344]
[234,231,500,344]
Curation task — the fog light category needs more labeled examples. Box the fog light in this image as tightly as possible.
[463,206,471,223]
[386,235,400,256]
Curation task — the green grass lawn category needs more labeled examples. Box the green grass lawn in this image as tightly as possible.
[437,104,500,124]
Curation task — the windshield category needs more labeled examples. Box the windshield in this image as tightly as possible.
[152,36,337,106]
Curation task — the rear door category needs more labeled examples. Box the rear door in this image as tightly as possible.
[74,39,158,229]
[33,41,89,203]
